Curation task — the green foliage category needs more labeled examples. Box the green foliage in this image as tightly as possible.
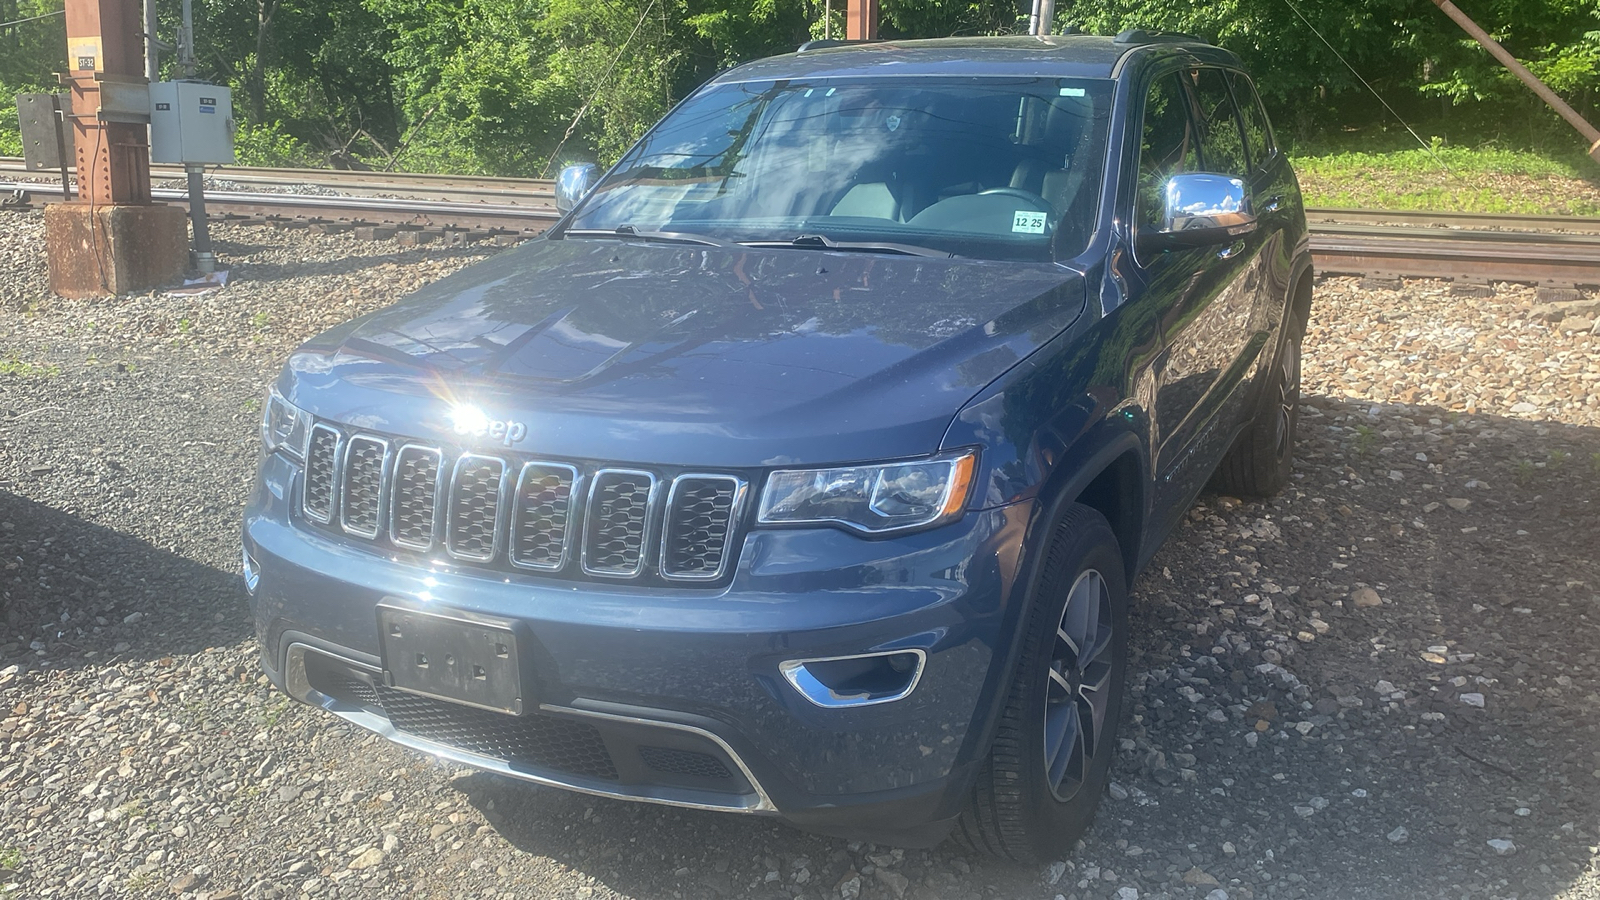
[0,1,64,88]
[0,355,61,378]
[8,0,1600,181]
[1066,0,1600,157]
[1297,145,1585,178]
[1293,145,1600,215]
[877,0,1023,38]
[2,1,67,158]
[232,120,320,167]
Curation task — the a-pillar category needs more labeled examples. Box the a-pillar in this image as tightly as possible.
[44,0,187,297]
[846,0,878,40]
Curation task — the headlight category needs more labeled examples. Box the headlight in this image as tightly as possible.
[757,450,978,535]
[261,387,311,459]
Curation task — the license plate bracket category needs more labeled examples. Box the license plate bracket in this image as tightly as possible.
[378,602,527,715]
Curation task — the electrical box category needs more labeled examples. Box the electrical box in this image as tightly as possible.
[149,82,235,165]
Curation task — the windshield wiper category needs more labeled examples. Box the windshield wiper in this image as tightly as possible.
[739,234,955,258]
[563,225,732,248]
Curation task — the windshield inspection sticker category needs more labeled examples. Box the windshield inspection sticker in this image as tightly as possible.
[1012,210,1047,234]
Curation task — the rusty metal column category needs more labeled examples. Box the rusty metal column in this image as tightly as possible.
[45,0,187,296]
[846,0,878,40]
[1430,0,1600,162]
[64,0,151,205]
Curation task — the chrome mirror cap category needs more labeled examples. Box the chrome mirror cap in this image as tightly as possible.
[555,163,600,214]
[1160,172,1255,235]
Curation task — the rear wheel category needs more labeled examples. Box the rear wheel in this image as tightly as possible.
[1212,301,1305,498]
[955,504,1128,860]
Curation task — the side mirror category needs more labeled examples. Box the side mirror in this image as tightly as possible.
[1143,172,1256,251]
[555,163,599,214]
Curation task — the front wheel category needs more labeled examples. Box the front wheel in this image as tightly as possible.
[955,504,1129,860]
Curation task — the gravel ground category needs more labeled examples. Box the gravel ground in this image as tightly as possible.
[1,208,1598,900]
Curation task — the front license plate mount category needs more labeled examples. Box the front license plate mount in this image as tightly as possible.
[377,602,528,715]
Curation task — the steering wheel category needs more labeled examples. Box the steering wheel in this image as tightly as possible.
[978,186,1051,210]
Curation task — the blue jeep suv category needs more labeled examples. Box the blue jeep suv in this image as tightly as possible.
[244,32,1311,858]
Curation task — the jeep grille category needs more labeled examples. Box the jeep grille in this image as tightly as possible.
[295,423,745,583]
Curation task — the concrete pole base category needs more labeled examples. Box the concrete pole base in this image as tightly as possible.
[44,203,189,298]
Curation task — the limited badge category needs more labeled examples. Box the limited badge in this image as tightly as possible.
[1012,210,1047,234]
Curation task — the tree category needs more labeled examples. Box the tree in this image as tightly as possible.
[1062,0,1600,150]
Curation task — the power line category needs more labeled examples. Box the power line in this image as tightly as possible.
[540,0,660,178]
[1277,0,1449,171]
[0,8,65,28]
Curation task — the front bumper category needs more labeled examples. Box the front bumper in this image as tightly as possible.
[244,451,1033,841]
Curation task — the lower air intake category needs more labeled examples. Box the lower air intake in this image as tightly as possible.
[373,684,619,781]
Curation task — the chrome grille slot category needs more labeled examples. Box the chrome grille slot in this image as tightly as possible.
[302,424,341,524]
[339,436,389,538]
[390,445,442,550]
[511,463,578,570]
[582,469,657,577]
[661,475,744,580]
[447,454,508,562]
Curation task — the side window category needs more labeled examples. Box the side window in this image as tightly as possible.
[1228,72,1277,173]
[1188,68,1249,179]
[1136,73,1201,231]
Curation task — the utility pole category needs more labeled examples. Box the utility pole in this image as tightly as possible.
[44,0,186,296]
[143,0,163,81]
[1029,0,1057,35]
[1430,0,1600,163]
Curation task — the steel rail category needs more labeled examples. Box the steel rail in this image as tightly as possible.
[4,177,1599,286]
[1,181,556,233]
[0,157,556,204]
[1305,207,1600,234]
[7,158,1600,234]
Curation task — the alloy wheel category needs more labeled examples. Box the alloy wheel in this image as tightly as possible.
[1043,568,1115,802]
[1274,337,1302,460]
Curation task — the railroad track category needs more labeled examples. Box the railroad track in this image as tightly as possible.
[4,160,1599,290]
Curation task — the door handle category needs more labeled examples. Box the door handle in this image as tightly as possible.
[1262,195,1283,213]
[1217,240,1245,260]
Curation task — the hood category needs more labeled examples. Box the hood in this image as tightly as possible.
[285,237,1086,467]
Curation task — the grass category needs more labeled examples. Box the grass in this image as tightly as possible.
[1290,145,1600,216]
[261,695,292,729]
[1512,459,1538,487]
[1352,424,1378,456]
[0,845,21,870]
[0,357,61,378]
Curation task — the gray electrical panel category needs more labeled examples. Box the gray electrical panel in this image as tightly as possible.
[149,82,235,165]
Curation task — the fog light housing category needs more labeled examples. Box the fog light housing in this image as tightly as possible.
[779,650,926,708]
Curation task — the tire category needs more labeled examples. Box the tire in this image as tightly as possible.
[955,503,1129,861]
[1211,302,1305,498]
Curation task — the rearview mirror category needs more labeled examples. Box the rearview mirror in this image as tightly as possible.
[1143,172,1256,251]
[555,163,599,214]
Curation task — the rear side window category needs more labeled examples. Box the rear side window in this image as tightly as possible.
[1228,72,1277,174]
[1135,73,1201,231]
[1188,68,1248,179]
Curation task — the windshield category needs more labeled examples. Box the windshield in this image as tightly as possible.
[564,76,1114,262]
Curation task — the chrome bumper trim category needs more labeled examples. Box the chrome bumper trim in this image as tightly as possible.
[283,642,777,814]
[779,648,928,708]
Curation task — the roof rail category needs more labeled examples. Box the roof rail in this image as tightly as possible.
[796,39,882,52]
[1113,28,1205,45]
